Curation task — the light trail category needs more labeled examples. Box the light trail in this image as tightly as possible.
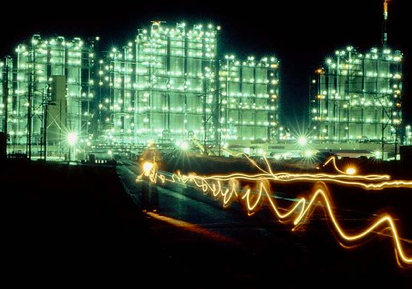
[146,211,242,245]
[139,156,412,268]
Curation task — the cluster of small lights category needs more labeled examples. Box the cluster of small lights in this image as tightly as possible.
[311,45,403,143]
[1,23,409,159]
[99,22,280,146]
[0,34,95,153]
[219,54,279,143]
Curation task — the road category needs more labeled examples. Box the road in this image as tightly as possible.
[116,156,412,288]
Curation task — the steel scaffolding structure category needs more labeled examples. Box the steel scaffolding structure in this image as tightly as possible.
[3,34,97,159]
[220,55,280,144]
[310,46,403,148]
[99,22,280,152]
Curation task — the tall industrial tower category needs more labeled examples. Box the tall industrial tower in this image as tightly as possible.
[382,0,392,49]
[309,0,403,159]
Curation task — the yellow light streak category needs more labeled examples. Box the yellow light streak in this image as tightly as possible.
[139,155,412,268]
[146,211,241,244]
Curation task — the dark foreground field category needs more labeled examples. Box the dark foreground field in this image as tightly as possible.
[3,159,266,287]
[2,158,412,288]
[3,160,154,285]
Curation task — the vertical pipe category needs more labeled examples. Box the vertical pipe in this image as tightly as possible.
[382,0,390,49]
[2,57,10,139]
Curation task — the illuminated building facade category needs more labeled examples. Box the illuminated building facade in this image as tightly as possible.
[8,34,96,158]
[100,22,280,148]
[310,46,403,144]
[1,22,280,159]
[220,55,279,143]
[100,22,219,147]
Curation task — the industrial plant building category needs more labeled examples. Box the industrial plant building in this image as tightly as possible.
[1,35,97,160]
[99,22,279,150]
[0,21,410,161]
[100,22,221,147]
[310,46,403,145]
[0,22,280,159]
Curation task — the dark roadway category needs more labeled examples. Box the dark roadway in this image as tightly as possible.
[2,156,412,288]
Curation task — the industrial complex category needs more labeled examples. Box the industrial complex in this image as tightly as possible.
[1,2,411,162]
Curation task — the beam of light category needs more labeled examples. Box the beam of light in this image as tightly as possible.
[142,161,155,176]
[139,155,412,268]
[322,155,360,175]
[146,211,241,245]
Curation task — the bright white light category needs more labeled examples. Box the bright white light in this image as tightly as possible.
[298,136,308,146]
[142,161,154,176]
[67,132,78,146]
[180,141,189,150]
[375,150,382,159]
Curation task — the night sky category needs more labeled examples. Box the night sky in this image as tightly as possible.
[1,0,410,127]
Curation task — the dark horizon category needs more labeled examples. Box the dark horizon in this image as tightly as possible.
[1,0,411,126]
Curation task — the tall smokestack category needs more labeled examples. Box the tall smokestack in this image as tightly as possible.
[382,0,391,49]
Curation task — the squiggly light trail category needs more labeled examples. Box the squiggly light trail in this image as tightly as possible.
[140,156,412,268]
